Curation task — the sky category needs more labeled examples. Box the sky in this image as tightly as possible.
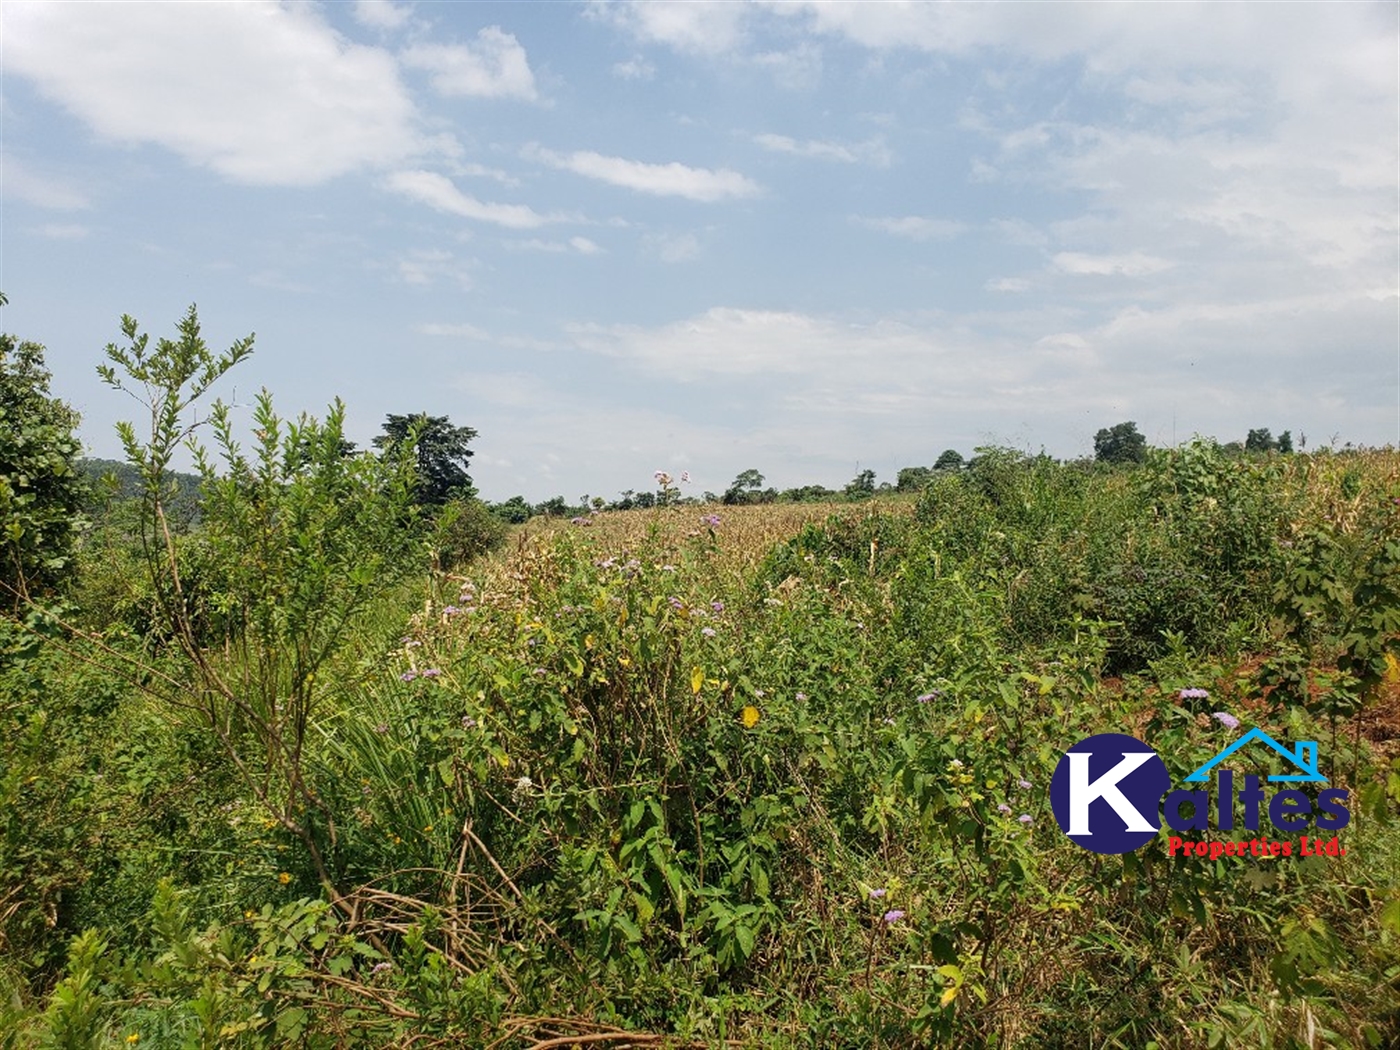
[2,0,1397,502]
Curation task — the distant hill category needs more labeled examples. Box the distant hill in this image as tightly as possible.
[80,458,204,527]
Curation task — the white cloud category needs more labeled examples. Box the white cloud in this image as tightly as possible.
[986,277,1030,292]
[384,169,557,229]
[753,133,891,166]
[646,231,702,263]
[1,156,89,210]
[2,1,421,186]
[856,216,968,241]
[35,222,89,240]
[509,236,604,255]
[587,0,746,54]
[1052,251,1174,277]
[353,0,413,32]
[394,248,473,289]
[527,146,760,202]
[612,55,656,80]
[401,28,538,101]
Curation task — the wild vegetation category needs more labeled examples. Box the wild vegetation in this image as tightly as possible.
[2,307,1399,1047]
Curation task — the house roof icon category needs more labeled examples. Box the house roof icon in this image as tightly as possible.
[1183,727,1327,784]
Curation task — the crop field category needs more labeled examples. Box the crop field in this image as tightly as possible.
[3,437,1399,1048]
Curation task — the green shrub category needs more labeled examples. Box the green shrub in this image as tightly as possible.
[431,498,509,572]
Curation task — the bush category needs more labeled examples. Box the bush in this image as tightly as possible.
[432,498,509,572]
[0,332,86,608]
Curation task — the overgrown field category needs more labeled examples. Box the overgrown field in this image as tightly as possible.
[4,442,1400,1047]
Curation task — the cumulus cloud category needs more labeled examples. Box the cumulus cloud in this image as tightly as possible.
[587,0,746,54]
[384,170,557,229]
[2,0,421,186]
[353,0,413,32]
[527,146,760,202]
[401,28,538,101]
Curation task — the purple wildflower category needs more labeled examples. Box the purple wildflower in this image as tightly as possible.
[680,471,691,483]
[668,596,684,609]
[916,691,941,704]
[1017,779,1032,791]
[701,513,721,528]
[532,667,547,676]
[1212,711,1240,730]
[371,961,392,975]
[869,888,887,900]
[1018,814,1033,825]
[443,605,461,616]
[374,723,390,734]
[882,910,906,924]
[399,671,418,682]
[461,715,478,729]
[795,692,808,702]
[702,627,716,637]
[997,803,1012,814]
[1179,687,1210,700]
[421,668,441,679]
[711,600,724,612]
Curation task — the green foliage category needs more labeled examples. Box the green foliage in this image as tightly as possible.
[933,448,965,472]
[430,498,509,572]
[1094,420,1148,464]
[844,468,876,498]
[1246,427,1276,452]
[723,469,767,505]
[7,320,1399,1049]
[0,331,86,607]
[373,413,476,507]
[490,494,532,524]
[98,307,425,899]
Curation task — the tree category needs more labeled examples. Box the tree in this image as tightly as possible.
[1245,428,1277,453]
[844,468,876,498]
[1,321,87,607]
[1093,421,1147,465]
[98,305,422,907]
[1277,430,1294,454]
[491,495,532,524]
[373,413,476,507]
[896,466,934,492]
[934,449,965,472]
[723,468,765,505]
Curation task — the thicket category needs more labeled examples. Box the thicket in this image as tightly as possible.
[1,310,1398,1047]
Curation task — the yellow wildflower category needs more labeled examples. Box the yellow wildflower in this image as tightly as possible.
[277,872,291,885]
[126,1035,139,1045]
[741,705,761,728]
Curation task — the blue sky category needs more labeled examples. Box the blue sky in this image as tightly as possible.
[3,1,1397,501]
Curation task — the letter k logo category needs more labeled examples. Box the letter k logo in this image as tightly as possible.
[1051,734,1171,854]
[1066,752,1157,835]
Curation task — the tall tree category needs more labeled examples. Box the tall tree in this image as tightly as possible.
[1,318,86,607]
[1093,421,1147,464]
[373,413,477,507]
[934,449,965,471]
[1245,427,1277,453]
